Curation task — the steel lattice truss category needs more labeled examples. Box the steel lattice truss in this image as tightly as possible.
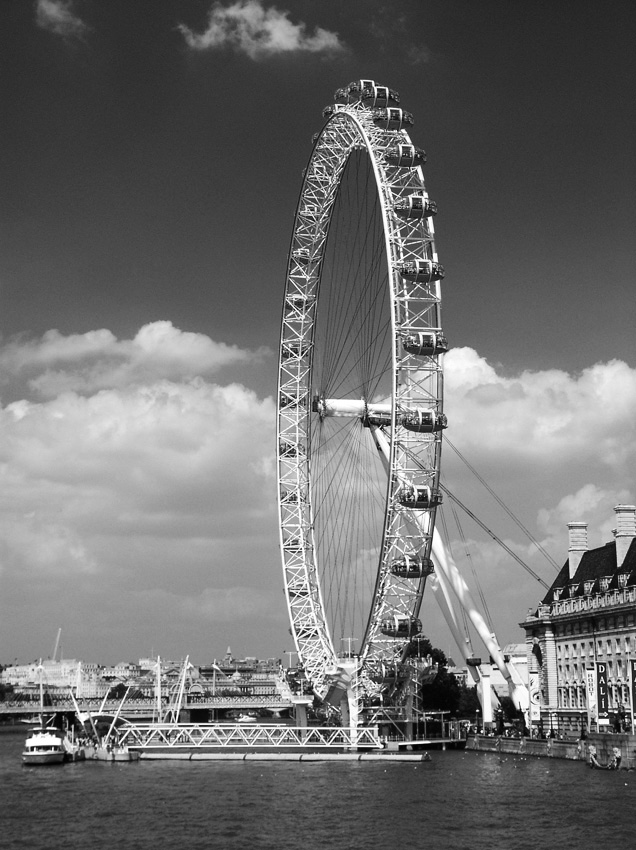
[118,723,382,750]
[277,81,446,704]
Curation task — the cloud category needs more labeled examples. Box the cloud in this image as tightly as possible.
[0,321,268,398]
[425,347,636,647]
[0,323,280,662]
[444,347,636,473]
[3,331,634,662]
[178,1,345,59]
[35,0,89,40]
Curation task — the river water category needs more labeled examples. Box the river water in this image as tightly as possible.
[1,729,633,849]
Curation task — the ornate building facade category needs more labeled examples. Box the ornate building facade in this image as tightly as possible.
[522,505,636,735]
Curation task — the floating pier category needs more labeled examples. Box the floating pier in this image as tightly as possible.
[116,722,433,761]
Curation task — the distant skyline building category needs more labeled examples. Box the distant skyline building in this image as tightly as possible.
[522,505,636,735]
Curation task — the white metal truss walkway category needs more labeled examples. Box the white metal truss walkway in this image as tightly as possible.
[117,722,382,753]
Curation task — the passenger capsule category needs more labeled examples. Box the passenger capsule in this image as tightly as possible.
[380,615,422,638]
[291,247,311,264]
[334,80,400,106]
[334,86,352,103]
[398,260,445,282]
[286,292,315,311]
[402,332,449,356]
[385,144,427,168]
[282,341,311,359]
[397,485,442,509]
[359,83,399,107]
[372,108,414,131]
[300,204,320,220]
[283,536,303,550]
[279,392,305,409]
[390,556,435,579]
[281,490,306,503]
[394,195,438,219]
[322,104,348,119]
[466,656,482,667]
[401,409,447,433]
[279,440,302,458]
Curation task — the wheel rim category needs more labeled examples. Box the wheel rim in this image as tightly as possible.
[278,83,445,701]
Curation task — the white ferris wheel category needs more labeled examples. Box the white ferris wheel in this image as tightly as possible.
[277,80,447,706]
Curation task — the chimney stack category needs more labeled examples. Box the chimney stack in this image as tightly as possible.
[567,522,588,579]
[614,505,636,568]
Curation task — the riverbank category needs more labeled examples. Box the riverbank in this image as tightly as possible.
[467,732,636,769]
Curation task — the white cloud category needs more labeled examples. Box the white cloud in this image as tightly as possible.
[0,323,280,662]
[35,0,89,40]
[0,321,268,398]
[179,1,345,59]
[537,484,632,538]
[3,331,634,662]
[425,348,636,648]
[444,347,636,473]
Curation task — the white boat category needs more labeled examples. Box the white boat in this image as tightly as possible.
[22,661,66,766]
[22,726,66,765]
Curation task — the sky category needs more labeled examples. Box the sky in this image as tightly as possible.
[1,0,634,666]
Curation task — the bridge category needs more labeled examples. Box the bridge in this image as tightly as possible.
[0,693,295,718]
[118,722,383,755]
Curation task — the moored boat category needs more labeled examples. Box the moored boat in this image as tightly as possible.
[22,726,66,765]
[22,661,67,765]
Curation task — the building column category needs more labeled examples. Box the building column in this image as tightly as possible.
[543,623,558,709]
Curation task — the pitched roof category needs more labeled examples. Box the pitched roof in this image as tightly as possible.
[542,537,636,604]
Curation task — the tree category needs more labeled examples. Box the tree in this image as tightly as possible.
[457,683,481,718]
[420,666,461,713]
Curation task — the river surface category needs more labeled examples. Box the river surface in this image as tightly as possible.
[1,729,633,849]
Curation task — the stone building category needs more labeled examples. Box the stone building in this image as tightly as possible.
[521,505,636,736]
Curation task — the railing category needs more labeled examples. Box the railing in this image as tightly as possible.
[0,694,294,716]
[531,587,636,619]
[117,723,382,750]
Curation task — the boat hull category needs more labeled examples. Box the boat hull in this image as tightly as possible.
[22,727,67,765]
[22,750,65,765]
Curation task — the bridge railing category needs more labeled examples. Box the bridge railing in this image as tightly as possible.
[0,694,293,716]
[117,723,382,750]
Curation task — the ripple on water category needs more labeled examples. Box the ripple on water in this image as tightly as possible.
[1,735,632,850]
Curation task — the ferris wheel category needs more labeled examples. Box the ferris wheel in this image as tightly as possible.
[277,80,447,703]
